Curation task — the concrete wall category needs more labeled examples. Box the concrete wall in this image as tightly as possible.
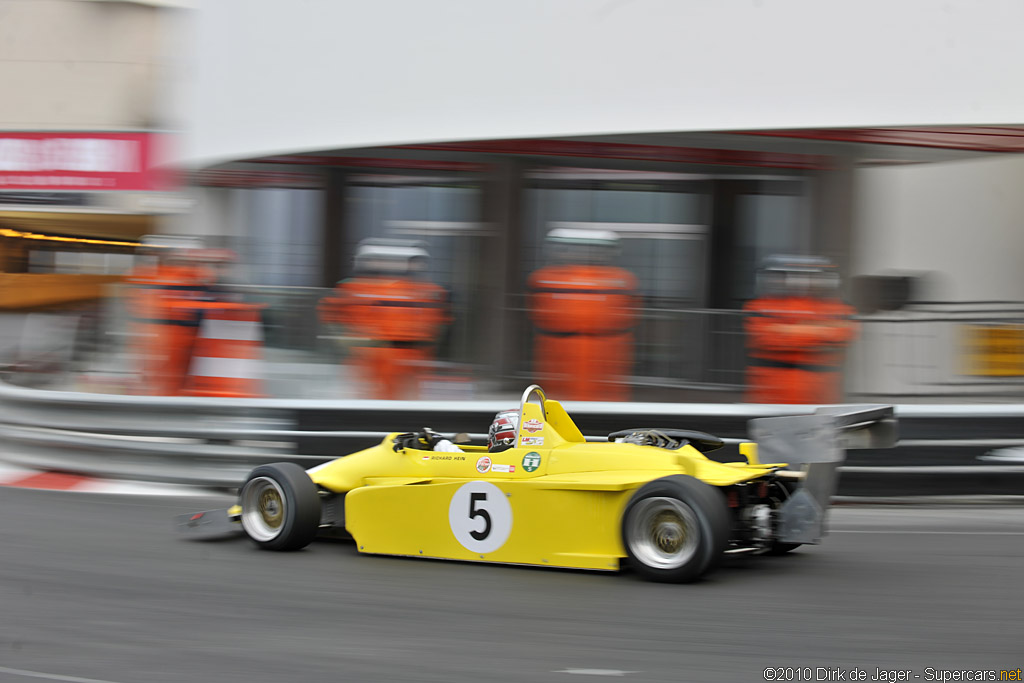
[846,154,1024,399]
[0,0,168,130]
[852,154,1024,301]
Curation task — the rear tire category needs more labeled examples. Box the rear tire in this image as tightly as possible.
[239,463,321,551]
[621,475,730,583]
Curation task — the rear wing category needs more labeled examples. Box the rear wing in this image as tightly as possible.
[749,405,897,544]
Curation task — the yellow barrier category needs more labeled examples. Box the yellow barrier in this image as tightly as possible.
[0,273,123,310]
[962,324,1024,376]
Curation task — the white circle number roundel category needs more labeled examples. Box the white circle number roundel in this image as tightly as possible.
[448,481,513,554]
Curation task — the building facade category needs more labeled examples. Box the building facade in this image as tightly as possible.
[179,0,1024,401]
[0,0,187,301]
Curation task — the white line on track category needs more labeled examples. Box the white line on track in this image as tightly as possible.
[72,478,206,496]
[0,462,36,478]
[555,670,636,676]
[0,666,124,683]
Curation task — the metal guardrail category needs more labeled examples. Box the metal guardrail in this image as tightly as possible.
[1,378,1023,495]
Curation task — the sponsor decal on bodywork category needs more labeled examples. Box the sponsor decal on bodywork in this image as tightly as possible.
[476,456,492,473]
[521,436,544,446]
[491,463,515,473]
[523,419,544,433]
[521,452,541,472]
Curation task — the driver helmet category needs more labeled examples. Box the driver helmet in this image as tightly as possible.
[488,409,519,451]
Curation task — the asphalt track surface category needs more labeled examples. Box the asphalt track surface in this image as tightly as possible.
[1,489,1022,683]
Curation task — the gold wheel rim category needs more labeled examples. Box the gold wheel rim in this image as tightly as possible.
[626,496,700,570]
[241,476,288,542]
[258,488,283,529]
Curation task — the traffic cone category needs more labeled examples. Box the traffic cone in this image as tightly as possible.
[180,301,266,398]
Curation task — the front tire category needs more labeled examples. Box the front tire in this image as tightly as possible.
[621,475,730,583]
[239,463,321,551]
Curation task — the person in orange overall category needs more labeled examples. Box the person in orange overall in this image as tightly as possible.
[527,229,639,401]
[744,255,857,404]
[126,236,214,396]
[319,239,450,399]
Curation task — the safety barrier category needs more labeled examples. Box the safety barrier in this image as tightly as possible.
[1,378,1023,495]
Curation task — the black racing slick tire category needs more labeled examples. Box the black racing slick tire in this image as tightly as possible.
[621,475,730,583]
[239,463,321,551]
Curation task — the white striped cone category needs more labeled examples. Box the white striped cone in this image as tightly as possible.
[184,303,265,398]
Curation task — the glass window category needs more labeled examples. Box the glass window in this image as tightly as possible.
[733,192,806,303]
[232,188,324,287]
[343,177,484,361]
[523,178,709,307]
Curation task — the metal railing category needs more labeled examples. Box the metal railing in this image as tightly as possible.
[8,287,1024,404]
[847,302,1024,400]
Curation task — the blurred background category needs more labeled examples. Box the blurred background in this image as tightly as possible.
[2,4,1023,681]
[3,0,1024,405]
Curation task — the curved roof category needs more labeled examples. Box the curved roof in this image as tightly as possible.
[182,0,1024,167]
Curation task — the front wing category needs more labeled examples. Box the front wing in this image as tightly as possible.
[174,506,241,536]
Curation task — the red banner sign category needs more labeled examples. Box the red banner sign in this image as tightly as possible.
[0,132,172,191]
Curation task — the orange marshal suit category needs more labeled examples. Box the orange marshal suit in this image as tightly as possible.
[527,264,638,401]
[127,263,213,396]
[744,296,857,404]
[319,276,450,399]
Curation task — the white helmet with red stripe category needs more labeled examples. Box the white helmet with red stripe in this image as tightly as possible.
[487,409,519,451]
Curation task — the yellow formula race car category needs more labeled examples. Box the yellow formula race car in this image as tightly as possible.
[178,386,896,583]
